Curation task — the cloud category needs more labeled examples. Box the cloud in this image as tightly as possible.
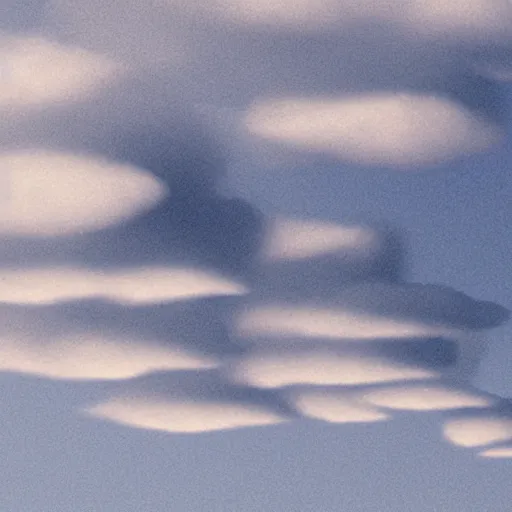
[0,0,509,482]
[84,396,287,433]
[34,0,509,176]
[251,219,405,300]
[0,298,240,380]
[260,217,380,262]
[288,388,389,424]
[235,305,457,342]
[0,331,217,381]
[443,415,512,448]
[45,0,185,66]
[0,207,506,443]
[0,266,246,305]
[227,331,494,392]
[479,446,512,458]
[359,383,493,411]
[0,149,167,236]
[228,348,438,388]
[406,0,512,41]
[244,92,504,167]
[226,217,509,422]
[0,34,123,109]
[47,0,512,42]
[81,371,291,433]
[236,282,509,341]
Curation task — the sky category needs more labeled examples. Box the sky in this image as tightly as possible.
[1,1,512,511]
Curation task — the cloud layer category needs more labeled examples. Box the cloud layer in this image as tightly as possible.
[1,213,504,446]
[0,0,510,462]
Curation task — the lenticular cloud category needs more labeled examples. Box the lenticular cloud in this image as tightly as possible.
[244,93,504,167]
[0,301,224,380]
[0,0,510,456]
[0,150,167,236]
[0,200,509,445]
[72,216,509,440]
[82,371,291,433]
[0,34,123,108]
[40,0,512,175]
[0,266,246,305]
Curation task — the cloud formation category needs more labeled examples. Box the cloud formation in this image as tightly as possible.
[53,216,507,440]
[244,92,505,167]
[359,383,493,411]
[0,266,246,305]
[0,149,166,236]
[9,0,502,179]
[0,34,123,108]
[0,0,510,460]
[443,414,512,448]
[0,206,508,441]
[82,370,292,433]
[0,300,229,380]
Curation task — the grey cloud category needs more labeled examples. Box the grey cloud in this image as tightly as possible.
[41,0,512,97]
[0,195,261,278]
[332,282,510,331]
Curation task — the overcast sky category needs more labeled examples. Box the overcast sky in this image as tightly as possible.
[1,1,512,511]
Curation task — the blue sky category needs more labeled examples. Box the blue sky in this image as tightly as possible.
[1,1,512,510]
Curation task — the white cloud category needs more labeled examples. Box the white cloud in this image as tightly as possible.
[245,94,504,167]
[0,298,232,380]
[289,389,389,424]
[0,149,167,236]
[236,282,509,341]
[235,304,455,342]
[0,331,216,380]
[479,446,512,458]
[122,0,512,40]
[229,349,437,388]
[443,417,512,447]
[0,266,246,305]
[83,396,287,433]
[249,219,402,300]
[82,373,290,432]
[360,384,493,411]
[260,217,380,262]
[0,35,123,108]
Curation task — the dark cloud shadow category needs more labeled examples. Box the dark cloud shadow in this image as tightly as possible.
[0,66,267,278]
[0,194,263,278]
[0,297,243,362]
